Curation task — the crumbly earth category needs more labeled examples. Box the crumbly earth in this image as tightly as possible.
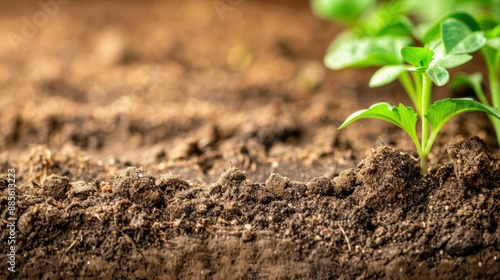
[1,1,499,279]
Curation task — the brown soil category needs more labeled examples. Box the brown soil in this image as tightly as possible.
[1,1,499,279]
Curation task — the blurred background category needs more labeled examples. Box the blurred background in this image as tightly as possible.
[0,1,341,150]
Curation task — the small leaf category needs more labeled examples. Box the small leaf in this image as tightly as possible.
[480,23,500,68]
[325,36,410,69]
[487,25,500,37]
[369,65,407,87]
[426,66,449,86]
[339,103,419,148]
[480,18,500,32]
[487,38,500,50]
[421,12,481,44]
[434,53,472,68]
[429,39,473,68]
[485,26,500,50]
[375,16,414,37]
[442,18,486,54]
[401,46,434,67]
[310,0,374,23]
[426,98,500,132]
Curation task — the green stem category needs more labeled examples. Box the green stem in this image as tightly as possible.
[425,130,440,163]
[412,72,422,100]
[420,73,432,174]
[468,78,499,143]
[420,156,428,175]
[473,81,490,107]
[399,73,419,114]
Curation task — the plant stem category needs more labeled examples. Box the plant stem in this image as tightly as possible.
[420,73,432,174]
[473,79,490,107]
[420,156,427,175]
[412,72,422,100]
[399,73,419,113]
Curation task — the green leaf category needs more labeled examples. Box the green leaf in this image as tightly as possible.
[426,66,449,86]
[480,17,500,32]
[339,103,419,148]
[421,12,481,44]
[401,46,434,67]
[324,36,411,69]
[451,73,490,106]
[369,65,407,87]
[311,0,374,23]
[442,18,486,54]
[426,98,500,133]
[480,20,500,64]
[451,72,482,90]
[375,16,414,37]
[485,25,500,50]
[434,53,472,68]
[428,40,472,68]
[487,38,500,50]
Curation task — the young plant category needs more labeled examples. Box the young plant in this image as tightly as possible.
[421,12,500,147]
[453,17,500,146]
[338,19,500,174]
[314,2,500,173]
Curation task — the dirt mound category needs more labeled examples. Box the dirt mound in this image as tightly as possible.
[1,137,498,279]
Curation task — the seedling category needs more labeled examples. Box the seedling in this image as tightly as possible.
[329,12,500,173]
[314,1,500,173]
[339,45,500,173]
[440,14,500,147]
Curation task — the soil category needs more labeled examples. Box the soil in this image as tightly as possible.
[1,1,499,279]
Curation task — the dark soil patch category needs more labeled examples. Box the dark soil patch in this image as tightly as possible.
[2,137,499,279]
[1,1,499,279]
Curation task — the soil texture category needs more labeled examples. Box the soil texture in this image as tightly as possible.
[1,0,499,279]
